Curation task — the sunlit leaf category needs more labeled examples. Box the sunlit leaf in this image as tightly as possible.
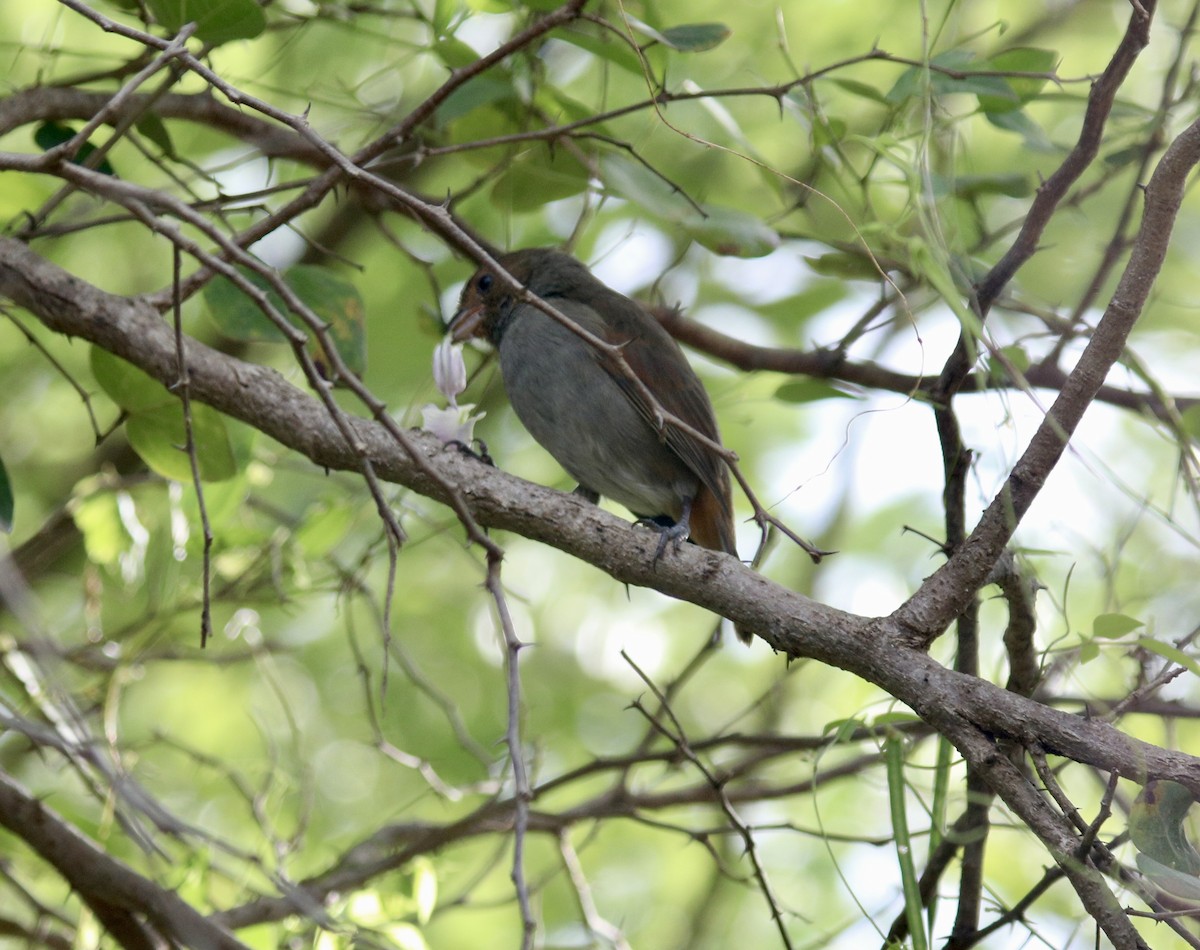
[413,857,438,925]
[1092,612,1143,639]
[91,346,174,412]
[1138,638,1200,677]
[126,403,237,482]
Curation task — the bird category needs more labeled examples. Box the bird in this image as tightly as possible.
[449,248,751,642]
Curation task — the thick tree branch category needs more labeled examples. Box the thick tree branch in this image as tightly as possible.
[2,237,1198,800]
[0,770,249,950]
[892,113,1200,648]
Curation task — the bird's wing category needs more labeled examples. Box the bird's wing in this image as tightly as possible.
[563,294,735,528]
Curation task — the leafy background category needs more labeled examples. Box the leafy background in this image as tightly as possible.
[2,0,1200,948]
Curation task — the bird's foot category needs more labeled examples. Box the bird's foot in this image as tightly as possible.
[635,516,689,564]
[573,485,600,504]
[446,438,494,467]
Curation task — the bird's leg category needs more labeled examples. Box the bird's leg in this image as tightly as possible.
[636,496,694,563]
[573,485,600,504]
[446,438,494,467]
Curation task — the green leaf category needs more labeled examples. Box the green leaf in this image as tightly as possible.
[985,109,1055,151]
[73,493,125,565]
[202,266,289,343]
[126,403,237,482]
[659,23,731,52]
[432,36,483,70]
[144,0,266,45]
[985,344,1030,384]
[135,113,176,158]
[1136,853,1200,903]
[490,152,590,211]
[933,172,1032,200]
[91,346,174,412]
[885,49,979,105]
[886,738,927,950]
[1092,612,1143,639]
[33,122,116,175]
[822,717,866,743]
[775,379,860,403]
[1130,781,1200,874]
[683,205,780,258]
[556,28,644,76]
[804,251,882,280]
[284,265,367,379]
[600,154,778,257]
[0,454,12,533]
[203,265,366,378]
[412,857,438,926]
[435,76,516,125]
[1179,405,1200,442]
[977,47,1058,114]
[293,503,355,557]
[829,77,890,104]
[1138,638,1200,677]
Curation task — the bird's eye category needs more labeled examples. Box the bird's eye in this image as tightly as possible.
[477,274,493,293]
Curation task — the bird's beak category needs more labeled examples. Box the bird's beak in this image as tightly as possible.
[448,304,485,343]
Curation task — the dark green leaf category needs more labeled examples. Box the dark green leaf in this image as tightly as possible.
[885,49,978,104]
[144,0,266,45]
[0,454,12,533]
[203,266,290,343]
[1181,405,1200,443]
[135,113,176,158]
[284,266,367,379]
[435,77,516,124]
[1130,781,1200,875]
[33,122,116,175]
[204,265,366,378]
[659,23,730,52]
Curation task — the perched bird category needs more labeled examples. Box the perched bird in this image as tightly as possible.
[450,248,749,640]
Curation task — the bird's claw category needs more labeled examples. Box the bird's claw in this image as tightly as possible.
[635,517,689,564]
[446,438,494,467]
